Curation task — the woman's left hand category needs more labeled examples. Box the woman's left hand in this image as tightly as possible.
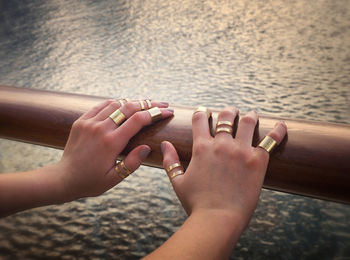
[58,99,173,201]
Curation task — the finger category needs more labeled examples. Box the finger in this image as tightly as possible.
[80,100,114,120]
[112,108,174,148]
[106,145,151,185]
[95,100,169,122]
[215,107,239,141]
[161,141,184,187]
[256,121,288,157]
[235,111,259,146]
[192,107,212,142]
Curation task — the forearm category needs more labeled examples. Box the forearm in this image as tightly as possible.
[144,210,246,260]
[0,164,67,217]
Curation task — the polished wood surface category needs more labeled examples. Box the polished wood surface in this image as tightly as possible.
[1,85,349,203]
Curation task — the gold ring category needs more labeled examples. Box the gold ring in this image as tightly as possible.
[170,170,184,180]
[215,127,233,134]
[109,109,126,125]
[139,100,145,111]
[115,160,132,179]
[145,99,152,109]
[118,100,126,106]
[193,107,211,119]
[148,107,162,122]
[216,121,233,127]
[258,136,277,153]
[166,162,182,173]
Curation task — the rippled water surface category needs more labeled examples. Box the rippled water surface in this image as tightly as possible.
[0,0,350,259]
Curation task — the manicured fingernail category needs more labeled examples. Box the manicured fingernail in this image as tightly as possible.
[161,102,169,106]
[161,142,166,153]
[167,108,174,113]
[139,147,151,160]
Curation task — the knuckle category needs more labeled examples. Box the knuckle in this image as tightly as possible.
[131,112,147,125]
[123,102,135,111]
[193,139,209,156]
[213,139,232,157]
[219,109,235,118]
[109,101,120,110]
[245,152,264,170]
[240,114,257,126]
[192,112,204,123]
[101,133,114,146]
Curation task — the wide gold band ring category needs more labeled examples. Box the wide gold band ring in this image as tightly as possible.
[258,136,277,153]
[215,127,233,134]
[193,106,212,119]
[139,100,145,111]
[170,170,185,180]
[166,162,182,173]
[145,99,152,109]
[109,109,126,125]
[115,160,132,179]
[148,107,162,122]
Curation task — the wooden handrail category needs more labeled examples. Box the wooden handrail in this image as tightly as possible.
[1,85,349,203]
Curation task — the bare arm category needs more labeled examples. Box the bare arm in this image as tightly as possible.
[0,99,173,218]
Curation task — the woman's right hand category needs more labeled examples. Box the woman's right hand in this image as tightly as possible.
[161,107,287,226]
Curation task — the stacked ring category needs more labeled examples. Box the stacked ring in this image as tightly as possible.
[215,120,233,134]
[193,106,212,119]
[115,160,132,179]
[109,109,126,125]
[258,136,277,153]
[166,162,184,180]
[147,107,162,122]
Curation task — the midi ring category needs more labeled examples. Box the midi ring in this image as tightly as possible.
[193,106,212,119]
[118,100,126,106]
[115,160,132,179]
[148,107,162,122]
[109,109,126,125]
[145,99,152,109]
[139,100,145,111]
[258,135,277,153]
[215,127,233,134]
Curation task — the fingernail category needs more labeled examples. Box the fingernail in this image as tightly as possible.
[161,102,169,106]
[139,147,151,160]
[167,108,174,113]
[161,142,166,153]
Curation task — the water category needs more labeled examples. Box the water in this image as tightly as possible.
[0,0,350,259]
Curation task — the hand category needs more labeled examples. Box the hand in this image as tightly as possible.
[161,107,287,226]
[58,99,173,201]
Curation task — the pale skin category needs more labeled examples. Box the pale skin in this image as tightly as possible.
[0,99,173,217]
[0,102,287,259]
[144,107,287,260]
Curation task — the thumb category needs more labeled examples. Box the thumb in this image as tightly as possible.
[161,141,185,189]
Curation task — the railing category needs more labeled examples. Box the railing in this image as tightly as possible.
[1,85,349,203]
